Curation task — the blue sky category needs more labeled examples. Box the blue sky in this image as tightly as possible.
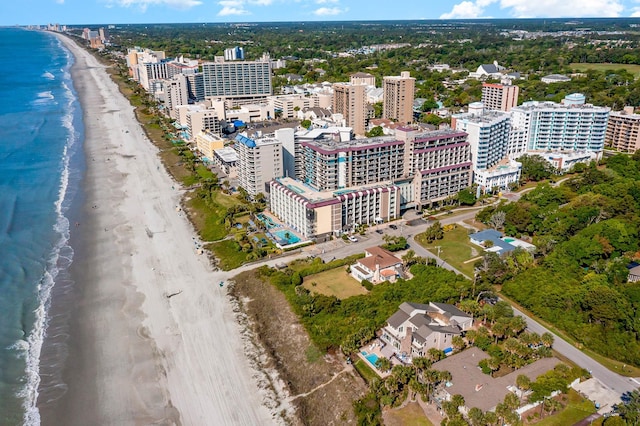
[3,0,640,26]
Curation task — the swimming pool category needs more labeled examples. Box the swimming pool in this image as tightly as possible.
[361,351,379,367]
[273,229,300,245]
[503,237,515,243]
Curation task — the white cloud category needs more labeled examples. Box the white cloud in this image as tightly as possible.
[55,0,65,4]
[499,0,623,17]
[315,0,338,4]
[441,0,623,19]
[632,7,640,17]
[440,0,495,19]
[107,0,202,11]
[313,6,346,15]
[218,5,250,14]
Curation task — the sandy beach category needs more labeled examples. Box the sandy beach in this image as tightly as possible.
[42,34,276,425]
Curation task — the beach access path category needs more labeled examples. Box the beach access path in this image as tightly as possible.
[51,35,275,425]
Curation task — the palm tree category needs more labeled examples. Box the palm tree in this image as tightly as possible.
[401,249,416,268]
[516,374,531,402]
[541,332,554,348]
[375,356,391,372]
[509,316,527,337]
[452,335,466,352]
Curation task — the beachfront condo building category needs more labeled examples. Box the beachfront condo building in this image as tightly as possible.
[299,136,405,191]
[182,106,222,141]
[202,61,272,102]
[395,128,473,209]
[332,83,367,136]
[195,131,225,161]
[269,177,400,241]
[235,134,283,197]
[163,74,190,119]
[509,94,610,156]
[606,107,640,153]
[383,71,416,125]
[481,83,519,112]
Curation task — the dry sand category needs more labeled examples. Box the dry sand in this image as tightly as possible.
[46,34,277,425]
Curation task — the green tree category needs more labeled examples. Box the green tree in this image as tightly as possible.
[366,126,384,137]
[458,188,477,206]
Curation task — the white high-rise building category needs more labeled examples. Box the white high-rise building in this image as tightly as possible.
[235,134,283,197]
[452,103,511,171]
[509,94,610,156]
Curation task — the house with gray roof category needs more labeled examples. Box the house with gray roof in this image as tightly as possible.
[380,302,473,362]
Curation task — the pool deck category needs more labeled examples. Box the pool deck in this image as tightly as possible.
[358,339,391,378]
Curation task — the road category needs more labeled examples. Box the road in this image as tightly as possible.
[217,206,639,401]
[511,304,640,397]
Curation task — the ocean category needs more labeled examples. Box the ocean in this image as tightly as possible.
[0,28,84,425]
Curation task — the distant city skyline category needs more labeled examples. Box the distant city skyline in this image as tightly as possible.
[3,0,640,27]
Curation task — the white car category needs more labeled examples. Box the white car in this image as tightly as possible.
[348,235,358,242]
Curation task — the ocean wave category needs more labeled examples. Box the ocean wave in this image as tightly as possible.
[42,72,54,81]
[20,67,80,425]
[32,91,55,107]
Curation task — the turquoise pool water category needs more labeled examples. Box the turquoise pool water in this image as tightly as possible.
[273,229,300,245]
[361,351,379,366]
[503,237,515,243]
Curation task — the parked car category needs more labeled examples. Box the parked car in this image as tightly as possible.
[375,229,383,234]
[348,235,358,242]
[389,224,398,230]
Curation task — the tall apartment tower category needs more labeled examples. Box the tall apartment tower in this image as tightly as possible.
[202,61,272,102]
[164,74,190,119]
[452,102,511,171]
[510,94,610,155]
[606,107,640,153]
[481,83,519,112]
[383,71,415,124]
[333,83,367,136]
[235,134,283,197]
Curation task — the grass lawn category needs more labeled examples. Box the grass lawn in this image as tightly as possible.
[529,390,596,426]
[414,226,477,277]
[303,267,368,299]
[207,239,250,271]
[383,402,434,426]
[354,359,379,384]
[186,192,246,242]
[570,62,640,77]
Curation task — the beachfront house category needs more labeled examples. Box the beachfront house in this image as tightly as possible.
[380,302,473,361]
[350,246,403,284]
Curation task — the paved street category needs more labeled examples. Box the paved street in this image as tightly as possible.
[511,305,640,399]
[218,207,639,402]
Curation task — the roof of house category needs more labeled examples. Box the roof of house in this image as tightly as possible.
[469,229,515,254]
[351,72,375,78]
[399,302,430,315]
[358,246,402,271]
[478,64,499,74]
[432,347,559,412]
[428,302,472,320]
[387,309,411,328]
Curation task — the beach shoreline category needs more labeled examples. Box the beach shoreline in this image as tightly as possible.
[40,33,275,425]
